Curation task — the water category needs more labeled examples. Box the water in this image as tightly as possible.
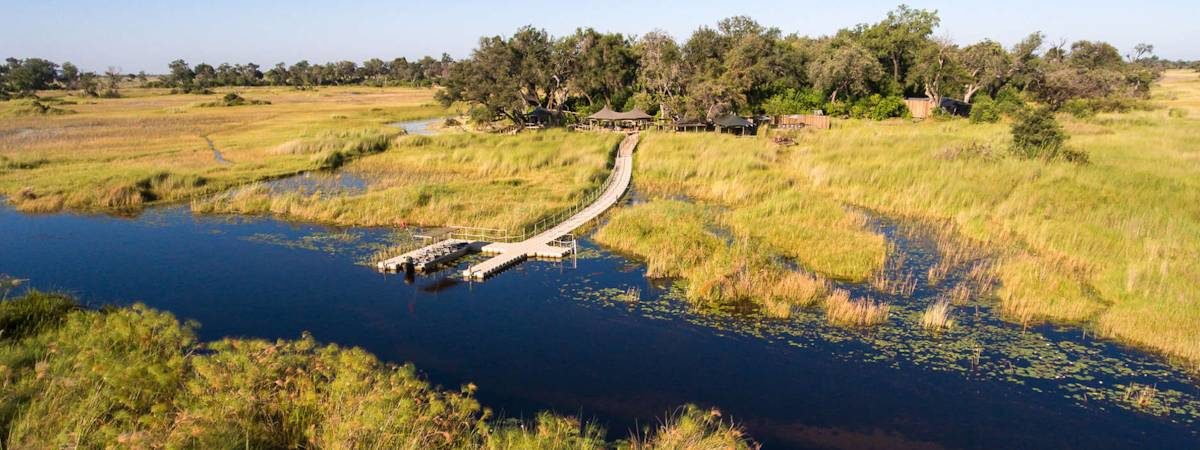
[1,203,1197,449]
[389,117,440,135]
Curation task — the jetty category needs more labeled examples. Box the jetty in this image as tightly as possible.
[376,238,473,273]
[462,133,637,279]
[374,132,638,279]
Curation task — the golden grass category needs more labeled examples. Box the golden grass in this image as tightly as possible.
[192,130,621,230]
[594,200,827,316]
[613,70,1200,365]
[920,300,956,333]
[0,86,449,212]
[824,289,890,327]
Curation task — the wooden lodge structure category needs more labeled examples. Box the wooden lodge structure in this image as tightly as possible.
[773,114,831,130]
[713,114,756,135]
[585,106,653,130]
[905,97,972,119]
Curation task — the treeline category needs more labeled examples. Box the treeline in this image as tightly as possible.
[153,55,455,93]
[0,58,133,99]
[438,5,1194,124]
[0,55,455,98]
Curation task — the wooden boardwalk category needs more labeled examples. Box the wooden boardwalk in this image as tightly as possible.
[462,133,639,280]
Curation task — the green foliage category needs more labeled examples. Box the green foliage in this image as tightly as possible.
[198,92,271,107]
[0,290,76,341]
[849,94,908,120]
[969,94,1002,123]
[1010,108,1069,160]
[762,88,825,115]
[1062,98,1097,118]
[0,293,756,448]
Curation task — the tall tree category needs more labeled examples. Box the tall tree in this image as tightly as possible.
[808,38,884,102]
[959,39,1010,102]
[855,5,940,85]
[635,30,684,117]
[908,36,962,103]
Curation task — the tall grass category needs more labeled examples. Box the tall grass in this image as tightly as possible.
[823,289,891,327]
[618,70,1200,366]
[920,300,956,333]
[0,86,447,213]
[193,130,621,230]
[0,292,756,448]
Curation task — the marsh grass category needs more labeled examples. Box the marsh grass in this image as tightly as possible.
[610,70,1200,365]
[194,130,621,230]
[0,86,448,213]
[824,289,890,328]
[0,292,755,449]
[1123,383,1159,411]
[921,300,956,333]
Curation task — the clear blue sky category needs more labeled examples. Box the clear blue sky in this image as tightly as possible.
[6,0,1197,73]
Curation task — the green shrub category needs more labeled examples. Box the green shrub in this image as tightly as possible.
[1168,108,1188,118]
[846,95,907,120]
[1062,99,1096,118]
[762,88,825,116]
[0,290,77,341]
[969,95,1002,123]
[1011,108,1069,160]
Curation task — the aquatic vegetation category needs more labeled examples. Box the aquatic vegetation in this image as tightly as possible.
[629,405,755,450]
[920,300,956,333]
[823,290,890,327]
[0,292,756,448]
[625,72,1200,366]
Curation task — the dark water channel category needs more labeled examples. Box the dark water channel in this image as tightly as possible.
[1,197,1198,448]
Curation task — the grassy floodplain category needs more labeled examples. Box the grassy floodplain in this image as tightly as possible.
[597,70,1200,367]
[0,86,447,212]
[193,130,623,231]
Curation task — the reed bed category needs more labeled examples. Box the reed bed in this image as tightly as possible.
[921,300,956,333]
[617,70,1200,365]
[824,289,891,328]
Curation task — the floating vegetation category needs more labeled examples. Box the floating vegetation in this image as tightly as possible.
[568,209,1200,425]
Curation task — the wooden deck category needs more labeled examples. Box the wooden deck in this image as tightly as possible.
[462,133,639,280]
[376,239,473,273]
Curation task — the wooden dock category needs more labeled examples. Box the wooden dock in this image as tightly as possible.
[462,133,638,280]
[376,239,473,273]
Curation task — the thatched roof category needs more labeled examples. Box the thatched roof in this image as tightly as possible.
[588,106,652,121]
[713,114,753,128]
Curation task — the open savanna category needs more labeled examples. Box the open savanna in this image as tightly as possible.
[192,130,623,231]
[0,86,448,212]
[599,70,1200,367]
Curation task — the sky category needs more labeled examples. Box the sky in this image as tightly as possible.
[5,0,1197,73]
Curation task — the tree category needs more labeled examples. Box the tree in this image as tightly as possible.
[4,58,59,94]
[808,38,884,103]
[635,30,684,117]
[102,66,122,98]
[959,40,1010,103]
[437,34,530,125]
[166,59,194,89]
[266,63,287,85]
[59,62,80,90]
[193,63,216,89]
[1068,41,1123,70]
[908,36,963,103]
[1130,43,1154,62]
[855,4,941,85]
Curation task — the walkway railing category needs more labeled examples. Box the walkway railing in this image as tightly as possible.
[446,137,627,243]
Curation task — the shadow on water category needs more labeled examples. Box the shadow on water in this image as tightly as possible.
[0,202,1197,449]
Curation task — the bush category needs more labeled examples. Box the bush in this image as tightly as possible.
[762,88,825,116]
[969,95,1002,123]
[1168,108,1188,118]
[0,290,77,341]
[1011,108,1069,160]
[846,94,907,120]
[1062,99,1097,118]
